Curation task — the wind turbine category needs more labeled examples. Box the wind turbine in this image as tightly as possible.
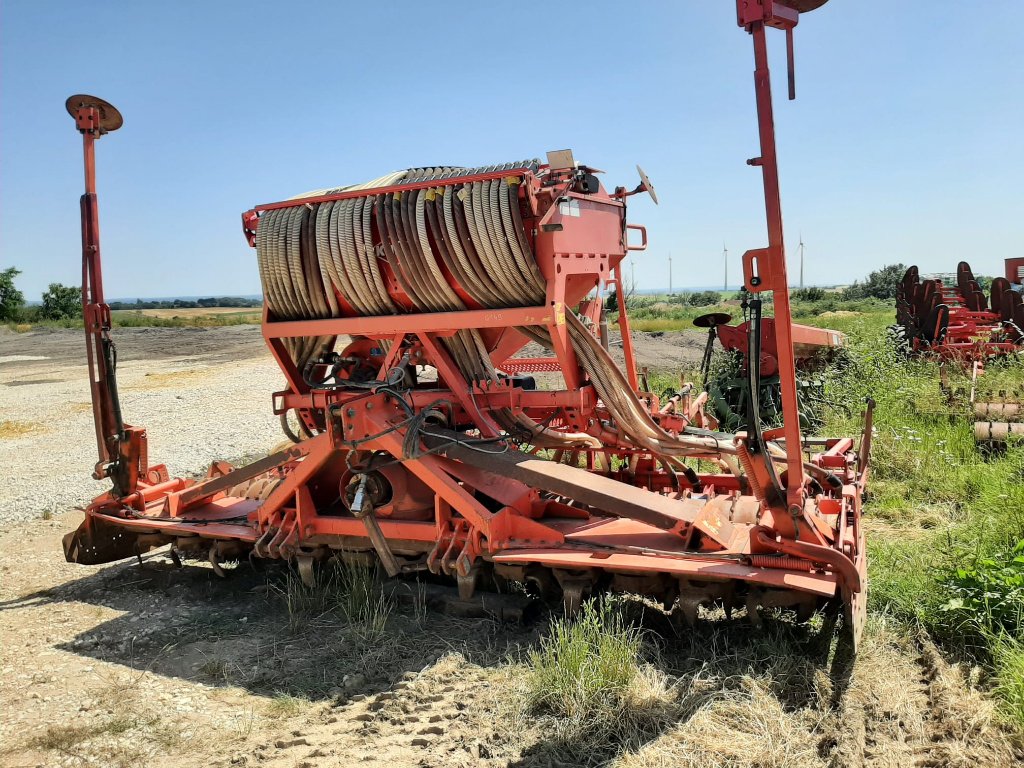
[668,252,672,294]
[723,243,728,291]
[798,233,805,288]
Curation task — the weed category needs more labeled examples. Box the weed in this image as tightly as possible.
[938,539,1024,642]
[527,600,656,722]
[798,304,1024,727]
[271,558,392,640]
[28,723,94,752]
[265,691,310,719]
[523,599,681,761]
[993,636,1024,726]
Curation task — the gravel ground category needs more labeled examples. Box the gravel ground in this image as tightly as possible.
[0,324,705,526]
[0,326,284,525]
[2,325,1022,768]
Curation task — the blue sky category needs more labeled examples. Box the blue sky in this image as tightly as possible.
[1,0,1021,300]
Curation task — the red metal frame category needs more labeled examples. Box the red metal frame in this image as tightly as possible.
[897,260,1024,361]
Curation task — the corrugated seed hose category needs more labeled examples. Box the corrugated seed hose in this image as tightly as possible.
[255,165,741,458]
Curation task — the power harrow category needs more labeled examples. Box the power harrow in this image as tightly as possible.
[64,0,871,644]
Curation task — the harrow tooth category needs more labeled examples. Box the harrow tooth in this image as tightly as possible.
[456,566,479,601]
[208,544,226,578]
[296,554,316,587]
[552,569,597,619]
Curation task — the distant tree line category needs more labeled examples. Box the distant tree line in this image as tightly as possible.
[1,266,262,324]
[107,296,262,310]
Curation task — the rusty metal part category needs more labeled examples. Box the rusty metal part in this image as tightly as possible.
[975,402,1021,421]
[975,421,1024,444]
[65,94,123,134]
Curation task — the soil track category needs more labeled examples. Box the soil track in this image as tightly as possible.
[1,325,1021,767]
[1,514,1020,768]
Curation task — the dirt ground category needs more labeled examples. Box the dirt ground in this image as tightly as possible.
[2,326,1021,767]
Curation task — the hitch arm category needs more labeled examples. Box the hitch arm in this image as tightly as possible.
[735,1,824,515]
[67,95,142,497]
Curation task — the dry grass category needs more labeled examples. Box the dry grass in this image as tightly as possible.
[614,676,826,768]
[131,368,211,389]
[0,419,45,438]
[507,616,1023,767]
[264,692,312,719]
[21,674,199,768]
[113,307,259,319]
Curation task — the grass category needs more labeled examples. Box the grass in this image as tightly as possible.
[0,419,45,439]
[786,303,1024,726]
[524,599,681,758]
[270,557,392,641]
[264,692,311,719]
[632,296,1024,729]
[21,674,195,767]
[527,600,644,720]
[611,293,891,334]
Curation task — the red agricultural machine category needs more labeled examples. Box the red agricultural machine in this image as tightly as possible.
[896,260,1024,446]
[895,260,1024,359]
[692,311,844,432]
[64,0,871,645]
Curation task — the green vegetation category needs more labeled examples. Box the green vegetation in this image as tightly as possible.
[271,558,392,641]
[614,275,1024,726]
[110,310,260,328]
[526,599,677,752]
[40,282,82,320]
[841,262,907,300]
[0,266,25,321]
[5,308,261,330]
[797,306,1024,726]
[617,295,889,334]
[527,600,643,720]
[0,266,262,329]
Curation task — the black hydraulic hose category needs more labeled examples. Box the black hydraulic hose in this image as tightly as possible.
[746,299,783,496]
[746,298,764,448]
[101,335,124,437]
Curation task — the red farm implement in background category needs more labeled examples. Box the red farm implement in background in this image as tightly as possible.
[692,311,844,432]
[895,260,1024,360]
[896,260,1024,446]
[63,0,871,646]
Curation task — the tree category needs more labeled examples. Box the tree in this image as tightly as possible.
[40,283,83,320]
[790,286,826,302]
[0,267,25,321]
[683,290,723,307]
[843,263,907,300]
[604,273,637,313]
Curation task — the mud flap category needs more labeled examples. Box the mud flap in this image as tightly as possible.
[63,516,142,565]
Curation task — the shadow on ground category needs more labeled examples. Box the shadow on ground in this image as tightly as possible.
[1,549,857,767]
